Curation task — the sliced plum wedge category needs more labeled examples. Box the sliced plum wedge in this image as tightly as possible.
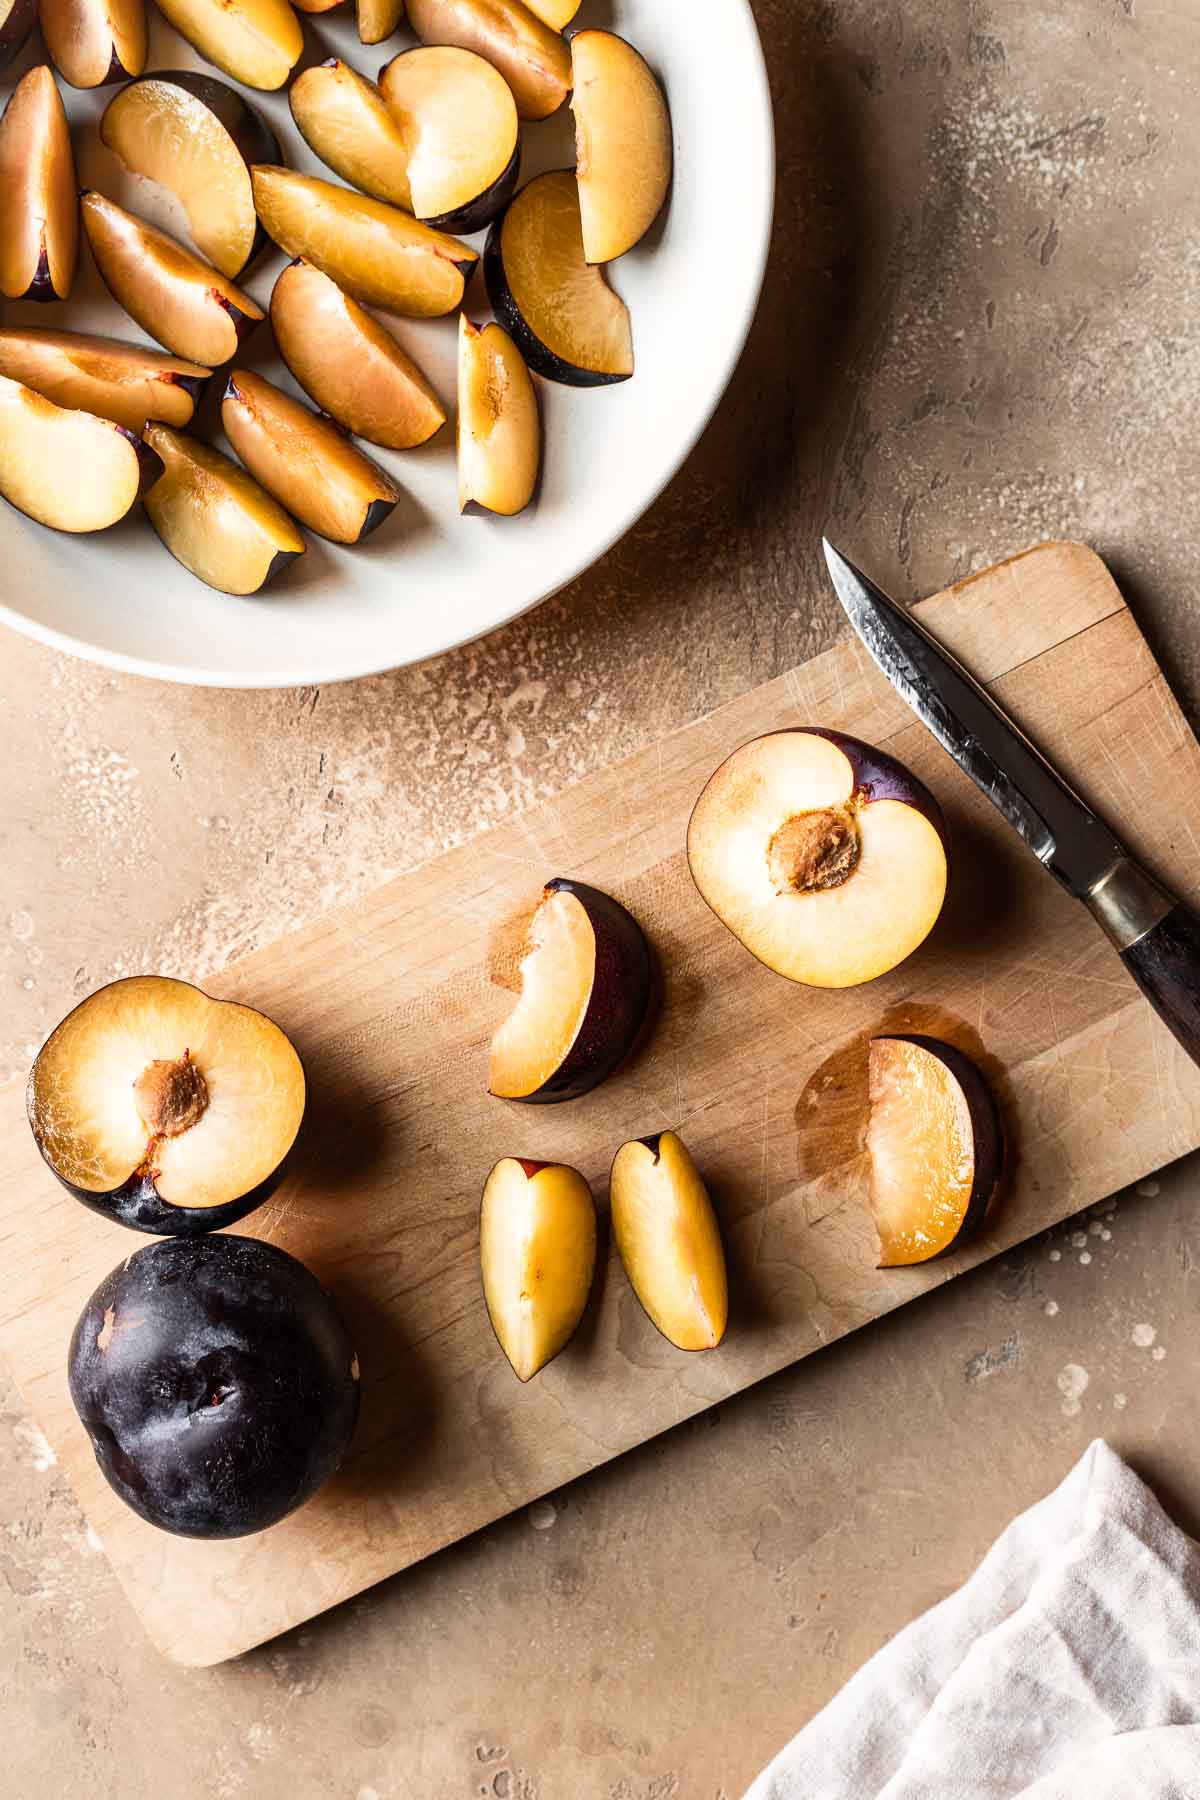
[0,328,209,432]
[609,1131,728,1352]
[100,72,280,277]
[406,0,569,121]
[687,729,948,988]
[143,425,305,596]
[458,314,539,516]
[0,375,160,531]
[289,59,413,210]
[378,44,519,231]
[151,0,301,90]
[40,0,146,87]
[0,65,78,302]
[480,1157,596,1381]
[251,166,476,317]
[866,1034,1004,1266]
[82,192,263,366]
[485,171,633,386]
[489,877,650,1103]
[28,975,307,1234]
[572,30,671,264]
[270,259,445,450]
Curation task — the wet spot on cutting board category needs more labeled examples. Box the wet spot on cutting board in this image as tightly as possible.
[965,1334,1020,1382]
[1057,1364,1090,1416]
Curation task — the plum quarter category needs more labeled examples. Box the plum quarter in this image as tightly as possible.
[867,1033,1004,1266]
[28,975,305,1233]
[69,1234,360,1537]
[688,728,949,988]
[489,878,651,1103]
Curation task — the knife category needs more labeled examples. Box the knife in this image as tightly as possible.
[822,539,1200,1069]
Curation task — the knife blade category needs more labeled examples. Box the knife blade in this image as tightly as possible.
[822,539,1200,1069]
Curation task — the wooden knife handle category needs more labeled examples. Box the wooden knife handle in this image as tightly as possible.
[1120,901,1200,1068]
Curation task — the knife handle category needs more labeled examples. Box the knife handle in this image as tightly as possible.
[1119,903,1200,1068]
[1087,858,1200,1068]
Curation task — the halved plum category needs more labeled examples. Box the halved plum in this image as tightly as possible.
[485,171,633,386]
[0,375,160,531]
[143,424,305,596]
[270,259,445,450]
[28,975,306,1234]
[458,315,538,516]
[406,0,569,121]
[39,0,146,87]
[151,0,301,90]
[69,1234,359,1536]
[100,72,280,277]
[82,192,264,366]
[222,369,400,545]
[357,0,404,40]
[866,1034,1004,1267]
[251,166,476,317]
[572,30,671,264]
[289,59,413,209]
[379,45,519,232]
[0,0,36,74]
[687,729,948,988]
[490,878,650,1104]
[0,328,208,431]
[609,1132,727,1352]
[0,65,78,302]
[480,1157,596,1381]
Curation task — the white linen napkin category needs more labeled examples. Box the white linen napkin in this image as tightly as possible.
[745,1439,1200,1799]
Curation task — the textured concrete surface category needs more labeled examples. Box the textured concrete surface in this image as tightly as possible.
[4,0,1200,1795]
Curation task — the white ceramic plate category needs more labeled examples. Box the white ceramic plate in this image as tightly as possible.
[0,1,774,687]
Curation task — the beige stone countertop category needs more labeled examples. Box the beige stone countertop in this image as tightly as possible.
[4,1,1200,1794]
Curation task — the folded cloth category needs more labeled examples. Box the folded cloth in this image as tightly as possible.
[745,1439,1200,1799]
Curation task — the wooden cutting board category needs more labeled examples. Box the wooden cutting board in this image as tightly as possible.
[3,541,1200,1667]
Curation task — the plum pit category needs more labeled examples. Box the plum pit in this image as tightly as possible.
[133,1049,209,1139]
[767,805,861,896]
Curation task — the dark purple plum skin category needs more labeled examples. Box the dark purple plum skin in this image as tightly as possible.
[873,1033,1004,1255]
[501,877,651,1105]
[68,1234,360,1538]
[796,728,949,851]
[484,179,632,389]
[0,0,35,74]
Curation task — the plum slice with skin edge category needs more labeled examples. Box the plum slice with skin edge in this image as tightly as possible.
[485,170,633,387]
[270,259,445,451]
[687,727,949,988]
[27,975,307,1234]
[143,424,305,597]
[221,368,401,545]
[68,1235,359,1536]
[489,877,651,1104]
[378,45,520,232]
[251,165,476,317]
[0,375,160,531]
[0,328,209,432]
[458,314,539,516]
[82,192,263,367]
[571,30,672,265]
[150,0,301,90]
[39,0,146,88]
[609,1131,728,1352]
[480,1158,596,1381]
[0,65,78,302]
[100,72,280,278]
[866,1034,1004,1267]
[405,0,570,122]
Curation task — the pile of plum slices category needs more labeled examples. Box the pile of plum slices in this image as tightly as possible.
[0,1,671,590]
[481,727,1005,1378]
[28,974,361,1539]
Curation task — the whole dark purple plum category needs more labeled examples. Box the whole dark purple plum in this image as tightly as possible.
[68,1234,360,1539]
